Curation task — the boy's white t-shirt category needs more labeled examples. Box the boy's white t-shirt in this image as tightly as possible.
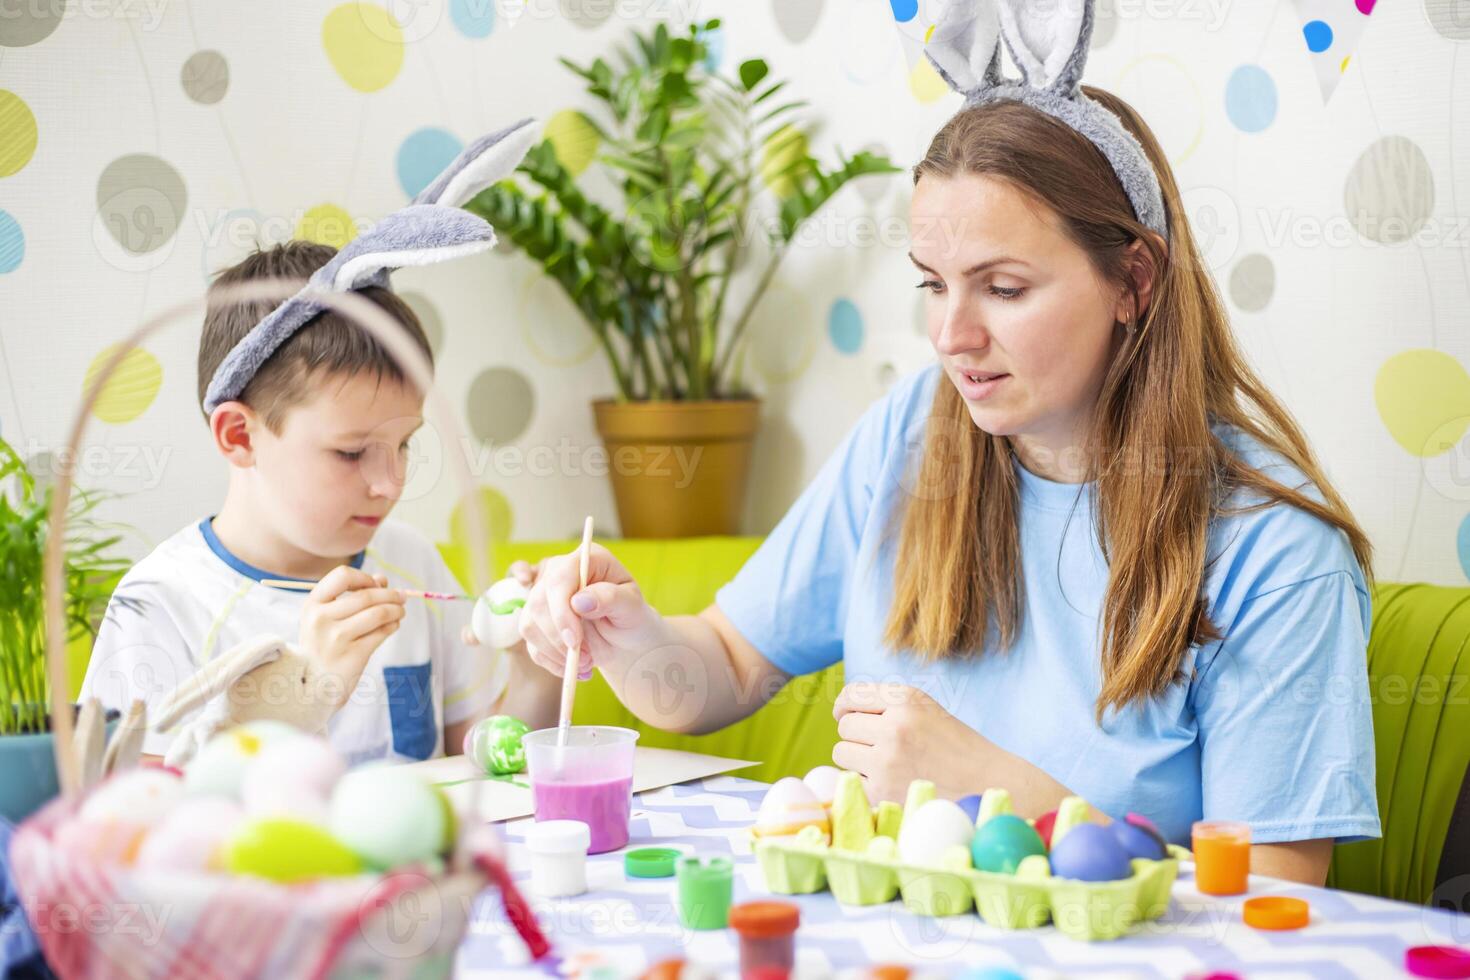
[80,517,507,764]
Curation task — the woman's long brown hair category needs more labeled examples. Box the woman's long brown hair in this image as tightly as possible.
[885,90,1374,721]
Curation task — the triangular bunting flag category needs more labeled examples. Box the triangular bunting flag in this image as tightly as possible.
[1291,0,1378,103]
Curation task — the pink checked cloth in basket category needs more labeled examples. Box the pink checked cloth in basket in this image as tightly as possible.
[9,795,498,980]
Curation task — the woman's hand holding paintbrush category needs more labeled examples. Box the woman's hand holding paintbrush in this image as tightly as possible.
[518,540,669,684]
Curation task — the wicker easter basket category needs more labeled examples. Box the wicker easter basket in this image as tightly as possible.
[8,282,545,979]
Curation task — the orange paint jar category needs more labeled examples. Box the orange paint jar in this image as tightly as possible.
[1192,821,1251,895]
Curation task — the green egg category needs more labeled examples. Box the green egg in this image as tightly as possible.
[224,818,362,882]
[970,814,1048,874]
[467,715,530,775]
[329,768,446,870]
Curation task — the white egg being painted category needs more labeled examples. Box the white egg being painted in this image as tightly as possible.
[472,577,531,649]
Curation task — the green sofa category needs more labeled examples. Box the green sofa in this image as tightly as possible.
[443,538,1470,908]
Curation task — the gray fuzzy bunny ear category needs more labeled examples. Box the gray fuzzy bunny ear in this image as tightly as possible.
[922,0,1168,243]
[201,118,540,413]
[998,0,1093,96]
[926,0,1004,94]
[412,117,540,208]
[203,205,498,411]
[926,0,1096,98]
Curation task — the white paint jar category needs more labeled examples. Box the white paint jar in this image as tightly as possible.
[524,819,591,897]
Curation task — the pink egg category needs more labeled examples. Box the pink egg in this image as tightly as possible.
[240,736,345,824]
[135,797,245,872]
[53,817,148,866]
[79,769,183,827]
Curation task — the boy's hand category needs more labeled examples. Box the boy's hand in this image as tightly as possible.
[300,566,406,703]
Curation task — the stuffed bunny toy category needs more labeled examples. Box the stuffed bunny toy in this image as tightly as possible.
[155,118,539,767]
[152,635,327,768]
[925,0,1169,243]
[156,572,530,769]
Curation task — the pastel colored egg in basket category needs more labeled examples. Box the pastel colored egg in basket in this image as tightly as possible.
[750,771,1188,941]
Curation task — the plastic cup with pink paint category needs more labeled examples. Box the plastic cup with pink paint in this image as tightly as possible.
[524,726,640,854]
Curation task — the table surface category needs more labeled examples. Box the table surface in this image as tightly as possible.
[455,776,1470,979]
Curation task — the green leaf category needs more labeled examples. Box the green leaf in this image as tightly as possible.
[756,100,809,128]
[557,56,595,83]
[465,21,902,401]
[774,149,903,241]
[738,59,769,92]
[751,79,789,106]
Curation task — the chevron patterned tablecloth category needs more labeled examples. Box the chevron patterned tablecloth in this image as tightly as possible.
[456,776,1470,979]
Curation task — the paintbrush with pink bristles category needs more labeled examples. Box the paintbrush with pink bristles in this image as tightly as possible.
[259,578,472,601]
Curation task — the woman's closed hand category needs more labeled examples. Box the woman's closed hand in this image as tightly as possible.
[832,682,987,805]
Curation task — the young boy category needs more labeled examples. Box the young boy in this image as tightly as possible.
[80,241,560,763]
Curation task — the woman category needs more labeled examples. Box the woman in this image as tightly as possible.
[516,36,1379,886]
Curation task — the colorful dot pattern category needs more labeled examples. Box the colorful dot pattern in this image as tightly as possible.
[544,110,601,177]
[397,127,463,199]
[322,3,405,93]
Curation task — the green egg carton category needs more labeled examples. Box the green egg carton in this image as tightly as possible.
[751,776,1188,941]
[822,844,900,906]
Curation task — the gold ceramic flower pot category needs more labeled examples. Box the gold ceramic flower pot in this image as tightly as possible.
[592,398,760,538]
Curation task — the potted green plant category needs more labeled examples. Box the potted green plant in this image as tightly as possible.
[0,436,129,822]
[466,19,899,537]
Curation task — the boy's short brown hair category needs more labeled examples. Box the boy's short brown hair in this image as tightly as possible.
[198,241,434,431]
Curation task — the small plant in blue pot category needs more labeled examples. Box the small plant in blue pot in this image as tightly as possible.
[0,436,129,822]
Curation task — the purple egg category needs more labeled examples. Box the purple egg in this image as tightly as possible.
[1113,814,1168,860]
[1112,820,1167,861]
[956,793,984,824]
[1048,823,1133,881]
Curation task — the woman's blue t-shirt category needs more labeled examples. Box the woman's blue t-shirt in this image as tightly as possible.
[716,365,1379,846]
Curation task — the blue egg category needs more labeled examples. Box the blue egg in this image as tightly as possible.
[970,814,1047,874]
[955,970,1023,980]
[1112,817,1168,861]
[956,793,983,824]
[1048,823,1133,882]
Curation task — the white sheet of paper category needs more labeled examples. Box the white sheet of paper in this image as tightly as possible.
[401,747,758,823]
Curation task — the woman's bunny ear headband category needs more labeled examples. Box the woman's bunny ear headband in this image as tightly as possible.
[201,117,540,414]
[925,0,1169,243]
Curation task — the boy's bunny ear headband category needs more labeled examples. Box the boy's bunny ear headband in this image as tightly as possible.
[201,117,540,413]
[925,0,1168,243]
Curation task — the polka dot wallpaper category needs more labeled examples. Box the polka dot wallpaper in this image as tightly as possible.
[0,0,1467,586]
